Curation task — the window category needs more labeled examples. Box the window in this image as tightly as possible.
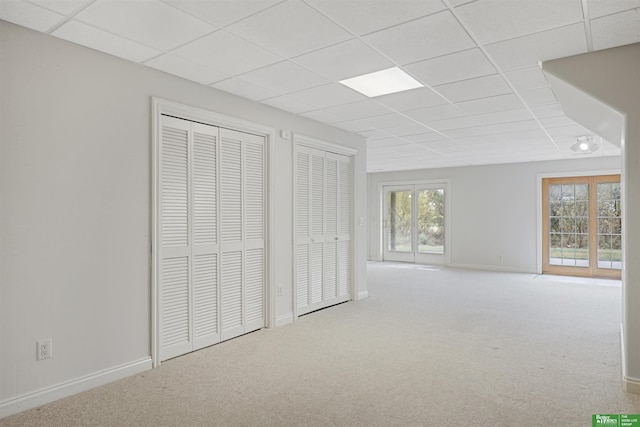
[383,182,449,265]
[542,175,621,278]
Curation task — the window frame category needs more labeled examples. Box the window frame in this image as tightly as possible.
[541,174,621,278]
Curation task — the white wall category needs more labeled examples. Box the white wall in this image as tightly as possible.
[542,43,640,393]
[0,20,367,415]
[368,156,621,273]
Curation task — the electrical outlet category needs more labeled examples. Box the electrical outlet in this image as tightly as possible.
[37,339,52,361]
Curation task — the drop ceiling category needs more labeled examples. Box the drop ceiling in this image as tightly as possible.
[2,0,638,172]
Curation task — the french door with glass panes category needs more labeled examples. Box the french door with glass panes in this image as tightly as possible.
[383,184,447,265]
[542,175,621,278]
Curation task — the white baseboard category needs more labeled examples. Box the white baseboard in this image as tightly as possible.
[275,313,294,327]
[619,324,640,394]
[0,357,152,419]
[449,263,530,274]
[623,376,640,394]
[357,290,369,300]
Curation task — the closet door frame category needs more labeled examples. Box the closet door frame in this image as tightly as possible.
[293,134,357,319]
[151,97,276,368]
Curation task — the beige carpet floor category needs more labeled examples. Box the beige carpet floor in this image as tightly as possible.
[2,263,639,426]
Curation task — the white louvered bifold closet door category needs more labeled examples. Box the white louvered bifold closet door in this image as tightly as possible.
[295,146,351,316]
[159,116,193,361]
[337,155,352,300]
[158,115,265,362]
[191,122,220,351]
[219,128,265,341]
[336,153,352,302]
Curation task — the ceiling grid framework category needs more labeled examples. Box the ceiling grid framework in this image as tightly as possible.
[1,0,638,172]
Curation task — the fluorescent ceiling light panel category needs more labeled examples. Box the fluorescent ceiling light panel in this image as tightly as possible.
[339,67,423,97]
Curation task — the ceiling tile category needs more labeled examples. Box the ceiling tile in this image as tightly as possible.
[443,134,498,146]
[334,120,375,133]
[53,20,162,62]
[531,104,565,118]
[375,87,448,111]
[455,93,523,115]
[403,132,449,143]
[0,1,64,32]
[484,120,542,134]
[538,116,578,128]
[287,83,366,109]
[520,87,558,107]
[405,48,496,87]
[163,0,281,27]
[591,8,640,50]
[391,142,430,153]
[306,0,445,36]
[300,109,345,124]
[491,128,549,141]
[325,99,393,121]
[485,23,587,71]
[454,0,583,44]
[336,113,413,133]
[75,0,215,51]
[171,30,282,76]
[368,137,410,148]
[449,0,476,6]
[434,74,512,102]
[546,124,593,137]
[212,77,279,101]
[291,38,393,81]
[441,126,493,138]
[226,0,351,58]
[238,61,329,94]
[425,116,483,131]
[434,140,495,153]
[359,129,395,140]
[472,108,534,125]
[28,0,92,15]
[145,54,228,85]
[587,0,640,18]
[261,96,315,114]
[382,123,434,137]
[368,147,399,156]
[360,113,415,130]
[405,103,466,123]
[363,10,476,65]
[504,66,550,91]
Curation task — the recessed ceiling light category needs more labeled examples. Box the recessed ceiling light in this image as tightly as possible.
[339,67,423,98]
